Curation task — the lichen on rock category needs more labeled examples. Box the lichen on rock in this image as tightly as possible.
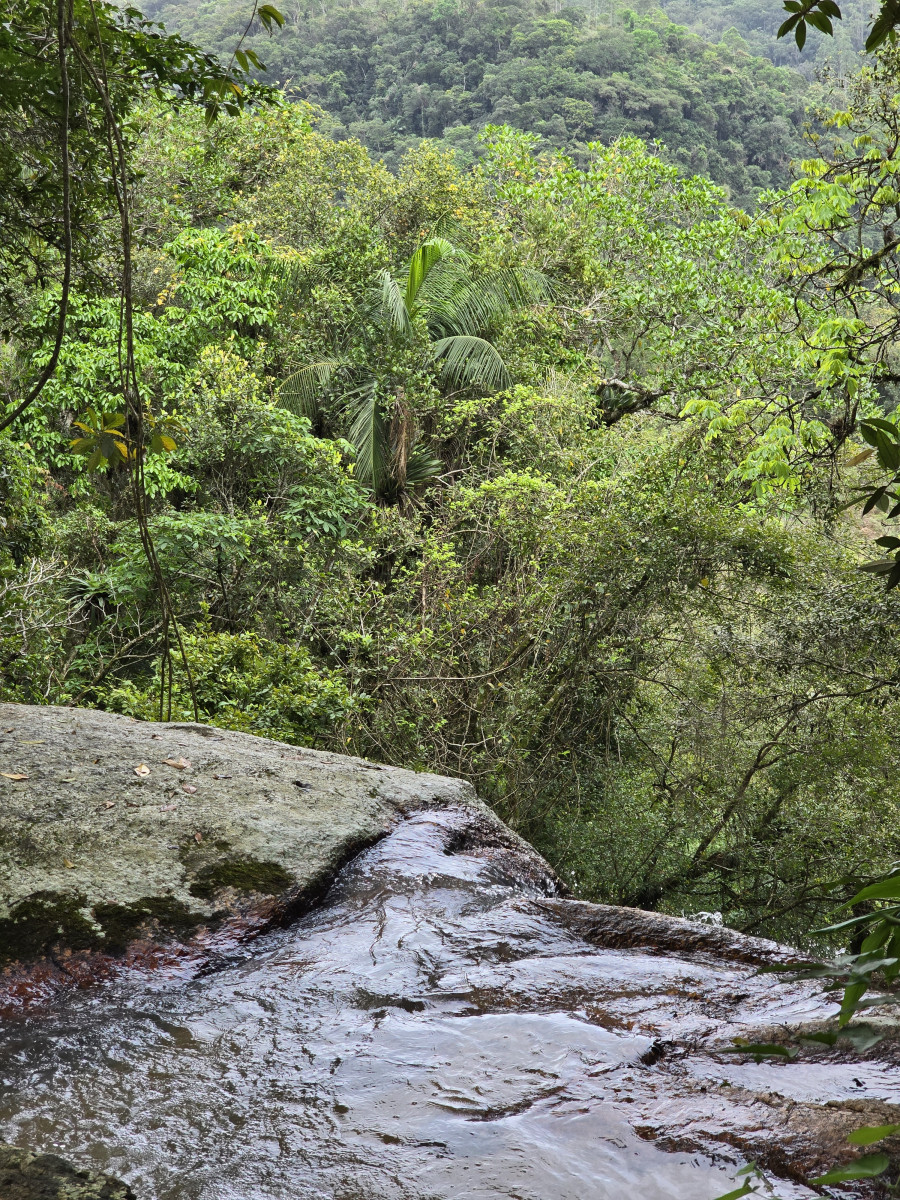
[0,703,479,1002]
[0,1143,135,1200]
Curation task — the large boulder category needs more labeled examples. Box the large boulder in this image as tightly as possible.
[0,703,481,1005]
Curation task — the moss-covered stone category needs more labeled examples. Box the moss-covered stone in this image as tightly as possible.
[0,703,480,977]
[92,896,207,953]
[0,892,98,966]
[0,1143,135,1199]
[188,856,294,900]
[0,892,211,965]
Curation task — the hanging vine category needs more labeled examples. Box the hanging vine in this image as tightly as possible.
[0,0,281,720]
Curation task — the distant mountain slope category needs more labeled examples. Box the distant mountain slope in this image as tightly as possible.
[658,0,869,75]
[144,0,812,203]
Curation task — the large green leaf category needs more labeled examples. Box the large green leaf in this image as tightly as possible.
[844,875,900,906]
[404,442,443,486]
[423,264,550,339]
[848,1124,900,1146]
[431,335,510,390]
[377,270,413,337]
[344,380,389,493]
[810,1153,890,1185]
[404,238,457,314]
[278,360,344,419]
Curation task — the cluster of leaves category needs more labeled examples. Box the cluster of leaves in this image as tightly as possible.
[778,0,900,52]
[0,0,273,335]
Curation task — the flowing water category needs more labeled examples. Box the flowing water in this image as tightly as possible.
[0,807,890,1199]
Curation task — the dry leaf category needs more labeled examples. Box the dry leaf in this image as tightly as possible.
[134,763,151,777]
[63,859,74,868]
[104,800,116,809]
[19,739,45,744]
[160,803,177,812]
[182,784,197,794]
[163,757,191,770]
[1,772,28,780]
[193,831,203,843]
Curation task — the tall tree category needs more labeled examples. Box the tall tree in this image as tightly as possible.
[280,237,547,498]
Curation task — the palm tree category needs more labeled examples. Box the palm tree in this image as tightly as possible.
[278,238,547,499]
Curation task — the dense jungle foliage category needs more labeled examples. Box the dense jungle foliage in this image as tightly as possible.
[4,0,900,950]
[142,0,813,203]
[660,0,872,72]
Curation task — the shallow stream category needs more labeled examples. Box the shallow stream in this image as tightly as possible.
[0,807,889,1199]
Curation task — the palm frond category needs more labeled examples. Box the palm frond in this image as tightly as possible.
[425,267,551,338]
[278,360,343,418]
[344,380,390,494]
[404,238,460,313]
[377,270,413,337]
[261,257,332,305]
[414,257,471,310]
[431,335,511,391]
[405,442,443,485]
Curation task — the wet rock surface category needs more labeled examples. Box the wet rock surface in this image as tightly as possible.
[0,705,478,1007]
[1,804,897,1198]
[0,1142,135,1199]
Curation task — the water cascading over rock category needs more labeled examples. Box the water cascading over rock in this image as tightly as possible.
[0,705,897,1199]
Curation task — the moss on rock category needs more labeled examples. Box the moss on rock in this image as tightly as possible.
[91,896,207,953]
[188,856,294,900]
[0,1143,135,1199]
[0,892,98,966]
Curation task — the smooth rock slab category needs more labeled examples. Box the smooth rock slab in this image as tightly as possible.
[0,704,484,1004]
[1,806,897,1198]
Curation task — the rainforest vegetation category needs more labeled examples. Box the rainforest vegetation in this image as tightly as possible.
[4,0,900,951]
[143,0,817,204]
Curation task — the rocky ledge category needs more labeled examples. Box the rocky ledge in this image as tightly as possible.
[0,703,486,1008]
[0,1143,135,1200]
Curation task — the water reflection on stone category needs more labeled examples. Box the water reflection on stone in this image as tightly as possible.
[0,807,891,1199]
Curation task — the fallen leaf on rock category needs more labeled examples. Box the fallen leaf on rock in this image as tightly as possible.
[104,801,116,809]
[182,784,197,794]
[134,763,150,777]
[160,803,177,812]
[194,831,203,843]
[63,859,74,868]
[163,757,191,770]
[0,772,28,780]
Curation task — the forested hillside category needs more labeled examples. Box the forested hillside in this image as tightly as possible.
[143,0,810,203]
[660,0,870,73]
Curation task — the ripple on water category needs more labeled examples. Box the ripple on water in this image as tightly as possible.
[0,809,874,1198]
